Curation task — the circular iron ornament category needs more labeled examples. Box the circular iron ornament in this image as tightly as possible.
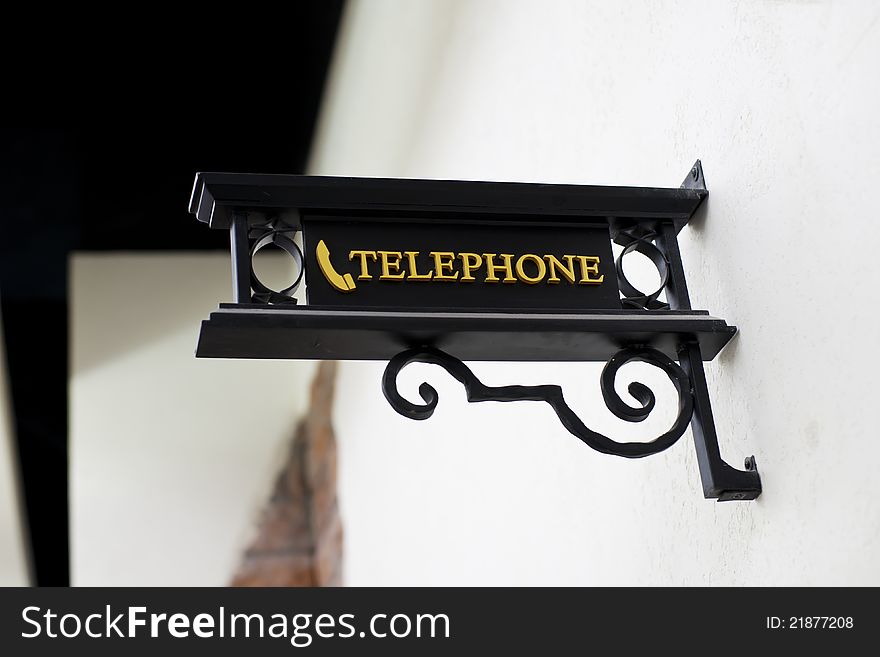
[382,345,694,458]
[249,231,304,304]
[615,229,670,310]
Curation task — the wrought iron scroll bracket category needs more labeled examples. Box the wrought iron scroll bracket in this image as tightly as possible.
[382,345,695,458]
[382,343,760,501]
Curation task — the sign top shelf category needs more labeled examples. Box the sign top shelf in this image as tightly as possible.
[189,162,708,232]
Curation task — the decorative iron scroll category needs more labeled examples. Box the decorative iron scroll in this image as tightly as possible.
[614,226,670,310]
[247,218,304,305]
[382,346,694,458]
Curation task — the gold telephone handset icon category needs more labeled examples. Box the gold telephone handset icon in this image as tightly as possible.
[316,240,356,293]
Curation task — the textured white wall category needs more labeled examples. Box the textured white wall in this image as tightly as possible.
[70,254,316,585]
[311,0,880,585]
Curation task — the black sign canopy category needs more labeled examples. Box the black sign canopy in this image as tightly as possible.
[189,161,761,501]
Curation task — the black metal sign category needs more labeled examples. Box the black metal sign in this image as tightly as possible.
[302,218,619,310]
[188,161,762,503]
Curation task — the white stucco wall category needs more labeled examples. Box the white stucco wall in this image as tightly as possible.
[310,0,880,585]
[70,254,316,586]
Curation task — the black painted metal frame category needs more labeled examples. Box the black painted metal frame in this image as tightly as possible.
[189,161,761,501]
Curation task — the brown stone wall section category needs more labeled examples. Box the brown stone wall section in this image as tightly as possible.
[231,361,342,586]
